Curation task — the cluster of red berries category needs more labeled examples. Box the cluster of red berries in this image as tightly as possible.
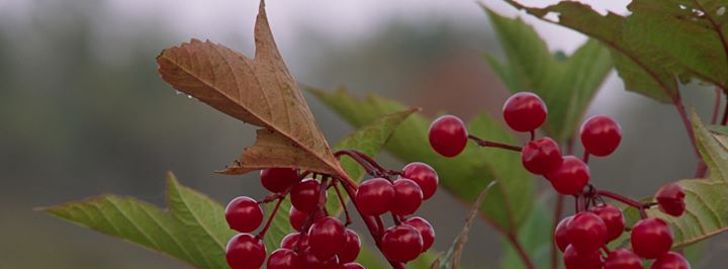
[224,155,438,269]
[428,92,690,269]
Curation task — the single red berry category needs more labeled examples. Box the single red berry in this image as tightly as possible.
[307,216,346,259]
[267,248,302,269]
[355,178,395,215]
[225,196,264,233]
[260,168,300,193]
[589,204,625,241]
[651,251,691,269]
[554,216,572,252]
[404,216,435,251]
[391,178,424,216]
[338,229,361,263]
[300,251,339,269]
[604,248,642,269]
[656,183,686,217]
[289,206,308,232]
[502,92,548,132]
[280,232,307,250]
[290,179,321,213]
[563,245,603,269]
[580,115,622,157]
[521,137,563,175]
[546,156,590,195]
[428,115,468,157]
[381,224,424,262]
[566,212,608,254]
[631,217,673,259]
[226,233,266,269]
[401,162,439,200]
[339,263,366,269]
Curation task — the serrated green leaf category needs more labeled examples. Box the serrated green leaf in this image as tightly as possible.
[693,111,728,181]
[500,0,680,103]
[263,109,418,250]
[309,88,534,234]
[44,172,235,269]
[483,8,612,141]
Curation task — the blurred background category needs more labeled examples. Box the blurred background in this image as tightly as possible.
[1,0,725,268]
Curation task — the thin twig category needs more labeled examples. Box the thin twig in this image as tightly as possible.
[468,135,522,152]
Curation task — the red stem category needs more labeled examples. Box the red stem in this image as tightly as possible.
[712,87,722,124]
[596,190,648,218]
[468,135,523,152]
[332,181,353,226]
[256,196,284,239]
[722,94,728,126]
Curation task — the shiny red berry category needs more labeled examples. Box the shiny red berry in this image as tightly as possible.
[391,178,423,216]
[339,263,366,269]
[301,251,339,269]
[502,92,548,132]
[604,248,642,269]
[566,212,608,254]
[289,206,308,232]
[651,251,691,269]
[290,179,321,213]
[521,137,563,175]
[260,168,300,193]
[428,115,468,157]
[589,204,625,241]
[226,233,266,269]
[280,232,307,250]
[656,183,686,217]
[631,217,673,259]
[267,248,302,269]
[401,162,439,200]
[563,245,603,269]
[381,224,424,262]
[404,216,436,251]
[338,229,361,263]
[554,216,572,252]
[355,178,395,216]
[225,196,264,233]
[546,156,590,195]
[580,115,622,157]
[307,216,346,259]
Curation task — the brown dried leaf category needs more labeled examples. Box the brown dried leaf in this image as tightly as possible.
[156,1,343,177]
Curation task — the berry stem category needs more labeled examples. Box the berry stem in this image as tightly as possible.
[582,152,590,164]
[711,87,722,125]
[334,149,387,177]
[722,92,728,125]
[529,130,535,141]
[332,180,353,226]
[256,196,284,239]
[468,135,522,152]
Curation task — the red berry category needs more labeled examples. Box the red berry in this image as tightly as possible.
[260,168,300,193]
[521,137,563,175]
[651,251,691,269]
[580,115,622,157]
[401,162,439,200]
[604,248,642,269]
[502,92,548,132]
[589,204,625,241]
[289,207,308,232]
[428,115,468,157]
[381,224,424,262]
[338,229,361,263]
[226,233,266,269]
[566,212,607,254]
[546,156,590,195]
[355,178,395,215]
[656,183,686,217]
[631,217,673,259]
[404,216,435,251]
[391,178,424,216]
[301,251,339,269]
[225,196,264,233]
[290,179,321,213]
[267,248,302,269]
[280,232,307,250]
[563,245,603,269]
[339,263,366,269]
[307,216,346,259]
[554,216,572,252]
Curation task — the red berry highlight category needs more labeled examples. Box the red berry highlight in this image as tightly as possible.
[651,251,691,269]
[267,248,301,269]
[554,216,572,252]
[589,203,625,241]
[631,217,673,259]
[260,168,300,193]
[563,245,603,269]
[225,196,264,233]
[580,115,622,157]
[404,216,436,251]
[521,137,563,175]
[381,224,424,262]
[340,263,366,269]
[290,179,321,213]
[428,115,468,157]
[338,229,361,263]
[604,248,642,269]
[226,233,266,269]
[566,212,608,254]
[391,178,423,216]
[656,183,686,217]
[546,156,590,195]
[401,162,439,200]
[307,216,346,259]
[355,178,395,216]
[502,92,548,132]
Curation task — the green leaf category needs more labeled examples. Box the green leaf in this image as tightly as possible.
[500,0,680,103]
[263,109,418,250]
[693,112,728,182]
[500,197,552,269]
[44,172,235,269]
[309,88,534,234]
[483,8,613,141]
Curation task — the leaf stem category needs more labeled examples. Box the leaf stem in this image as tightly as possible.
[468,135,522,152]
